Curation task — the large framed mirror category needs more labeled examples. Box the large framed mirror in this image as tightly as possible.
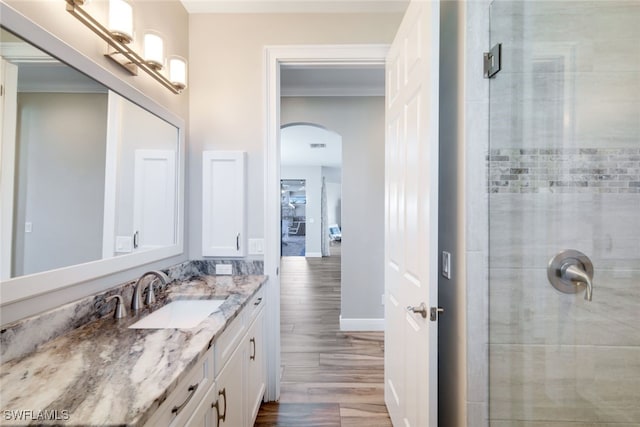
[0,4,185,305]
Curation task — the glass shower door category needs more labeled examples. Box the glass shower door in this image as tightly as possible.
[488,1,640,425]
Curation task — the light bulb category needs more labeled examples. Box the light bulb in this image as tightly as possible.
[143,31,164,70]
[169,56,187,90]
[108,0,133,44]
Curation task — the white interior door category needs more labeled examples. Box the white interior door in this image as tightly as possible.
[384,1,440,426]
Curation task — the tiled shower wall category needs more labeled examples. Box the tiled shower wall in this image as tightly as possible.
[488,1,640,426]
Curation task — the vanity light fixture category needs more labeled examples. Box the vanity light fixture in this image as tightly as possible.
[65,0,187,94]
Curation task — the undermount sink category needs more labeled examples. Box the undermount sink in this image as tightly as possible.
[129,299,225,329]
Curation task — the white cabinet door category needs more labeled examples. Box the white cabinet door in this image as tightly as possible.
[134,149,177,250]
[202,151,246,257]
[213,343,246,427]
[246,309,266,425]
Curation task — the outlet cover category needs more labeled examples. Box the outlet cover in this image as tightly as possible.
[115,236,133,253]
[248,238,264,255]
[215,264,233,275]
[442,251,452,279]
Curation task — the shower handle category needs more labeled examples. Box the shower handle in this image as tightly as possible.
[547,250,594,301]
[561,263,593,301]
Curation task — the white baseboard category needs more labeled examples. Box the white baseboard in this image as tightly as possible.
[339,315,385,331]
[305,252,322,258]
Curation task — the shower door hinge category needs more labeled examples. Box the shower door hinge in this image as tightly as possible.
[484,43,502,78]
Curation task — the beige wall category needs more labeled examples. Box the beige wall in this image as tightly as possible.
[188,12,403,259]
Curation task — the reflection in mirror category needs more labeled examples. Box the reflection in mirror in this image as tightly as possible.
[0,28,179,281]
[105,92,178,257]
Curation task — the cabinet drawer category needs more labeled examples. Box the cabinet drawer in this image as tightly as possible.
[144,348,214,427]
[213,312,246,376]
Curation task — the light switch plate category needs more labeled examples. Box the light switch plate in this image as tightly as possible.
[215,264,233,275]
[442,251,452,279]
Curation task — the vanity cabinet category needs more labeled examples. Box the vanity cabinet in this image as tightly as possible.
[202,151,247,257]
[143,344,214,427]
[185,288,267,427]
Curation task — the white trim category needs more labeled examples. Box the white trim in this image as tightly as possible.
[281,86,384,97]
[101,91,120,259]
[305,252,322,258]
[183,0,409,15]
[339,315,385,331]
[264,44,389,402]
[0,59,18,281]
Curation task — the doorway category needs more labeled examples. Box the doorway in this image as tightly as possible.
[264,45,388,402]
[280,179,307,256]
[280,122,343,259]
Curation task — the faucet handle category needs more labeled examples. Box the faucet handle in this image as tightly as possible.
[106,295,127,319]
[145,279,158,306]
[547,249,594,301]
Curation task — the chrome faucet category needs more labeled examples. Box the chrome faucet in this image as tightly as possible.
[132,270,170,311]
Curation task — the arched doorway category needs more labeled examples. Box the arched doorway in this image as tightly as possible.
[280,123,342,257]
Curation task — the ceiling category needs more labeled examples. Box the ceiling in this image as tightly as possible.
[281,64,385,97]
[180,0,408,14]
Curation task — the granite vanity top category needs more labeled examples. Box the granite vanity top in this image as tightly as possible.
[0,275,267,426]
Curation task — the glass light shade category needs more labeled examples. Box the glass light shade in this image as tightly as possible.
[108,0,133,44]
[169,57,187,90]
[143,32,164,70]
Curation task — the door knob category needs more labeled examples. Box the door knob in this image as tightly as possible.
[407,303,428,318]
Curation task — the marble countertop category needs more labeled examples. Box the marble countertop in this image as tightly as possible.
[0,275,267,426]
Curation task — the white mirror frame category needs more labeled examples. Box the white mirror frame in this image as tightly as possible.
[0,4,185,305]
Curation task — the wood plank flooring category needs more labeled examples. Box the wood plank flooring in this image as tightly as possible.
[255,244,391,426]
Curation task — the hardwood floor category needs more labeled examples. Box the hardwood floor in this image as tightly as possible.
[255,244,391,426]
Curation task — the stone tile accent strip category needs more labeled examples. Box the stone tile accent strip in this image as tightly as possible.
[488,148,640,193]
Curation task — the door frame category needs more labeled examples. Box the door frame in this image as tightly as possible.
[263,44,389,400]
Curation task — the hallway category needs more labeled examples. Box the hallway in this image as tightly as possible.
[255,244,390,426]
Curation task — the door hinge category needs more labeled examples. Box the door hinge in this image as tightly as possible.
[1,84,4,96]
[484,43,502,78]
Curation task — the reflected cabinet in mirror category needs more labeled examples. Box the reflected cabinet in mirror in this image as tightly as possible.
[0,5,184,305]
